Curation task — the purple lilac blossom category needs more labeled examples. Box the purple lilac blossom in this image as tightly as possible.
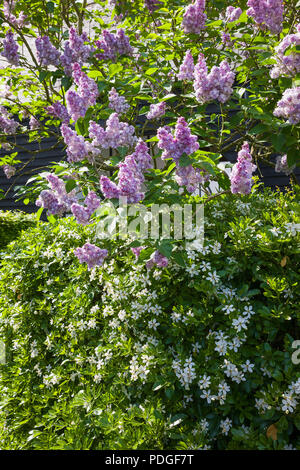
[270,24,300,79]
[182,0,206,34]
[146,250,169,269]
[108,87,130,114]
[230,142,257,195]
[100,139,152,203]
[74,243,108,270]
[0,106,19,133]
[225,6,242,22]
[193,53,235,104]
[221,32,233,47]
[247,0,284,34]
[3,1,27,28]
[95,29,133,62]
[1,30,19,66]
[66,63,99,121]
[36,174,77,216]
[61,124,91,162]
[273,87,300,125]
[35,36,61,67]
[157,117,199,162]
[89,113,136,150]
[29,116,40,130]
[71,190,101,225]
[46,102,70,123]
[175,165,207,194]
[144,0,161,12]
[61,28,92,75]
[2,164,15,179]
[146,102,166,120]
[178,50,195,81]
[275,155,296,176]
[131,246,146,259]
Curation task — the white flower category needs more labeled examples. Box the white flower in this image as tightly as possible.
[285,223,300,236]
[282,393,298,414]
[206,271,220,285]
[220,418,232,435]
[222,304,235,315]
[198,374,211,389]
[232,316,248,332]
[241,360,254,373]
[148,319,160,330]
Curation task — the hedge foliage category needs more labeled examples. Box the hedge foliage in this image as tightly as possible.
[0,187,299,450]
[0,210,36,251]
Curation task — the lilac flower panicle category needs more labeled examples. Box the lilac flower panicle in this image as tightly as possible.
[0,106,19,134]
[1,30,19,66]
[3,1,27,28]
[247,0,284,34]
[95,29,132,62]
[225,6,242,22]
[146,250,169,269]
[230,142,256,195]
[221,32,233,47]
[178,50,195,81]
[157,117,199,162]
[36,174,77,216]
[46,102,70,123]
[61,124,90,162]
[89,113,136,150]
[270,25,300,79]
[194,53,235,104]
[71,190,101,225]
[2,164,16,179]
[108,87,130,114]
[66,63,99,122]
[35,36,61,67]
[275,155,296,176]
[61,28,92,75]
[182,0,206,34]
[66,90,87,122]
[274,87,300,124]
[131,246,146,259]
[146,102,166,120]
[175,165,207,193]
[29,116,40,130]
[74,243,108,270]
[144,0,162,12]
[100,139,152,203]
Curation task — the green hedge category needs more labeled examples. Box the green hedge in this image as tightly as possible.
[0,210,36,251]
[0,187,299,450]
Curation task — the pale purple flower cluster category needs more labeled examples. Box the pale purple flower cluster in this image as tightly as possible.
[270,25,300,79]
[35,36,61,67]
[95,29,133,62]
[1,30,19,66]
[145,0,161,12]
[3,1,27,28]
[36,173,77,215]
[247,0,284,34]
[178,50,195,81]
[100,139,152,203]
[0,106,19,134]
[2,164,16,179]
[221,32,233,47]
[146,250,169,270]
[61,124,91,162]
[146,102,166,120]
[29,116,40,130]
[74,243,108,270]
[273,87,300,125]
[66,63,99,121]
[182,0,206,34]
[225,6,242,22]
[157,117,199,162]
[46,102,70,123]
[193,53,235,104]
[230,142,256,195]
[175,165,207,194]
[61,28,92,75]
[89,113,136,150]
[131,246,146,259]
[108,87,130,114]
[275,155,296,176]
[71,191,101,225]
